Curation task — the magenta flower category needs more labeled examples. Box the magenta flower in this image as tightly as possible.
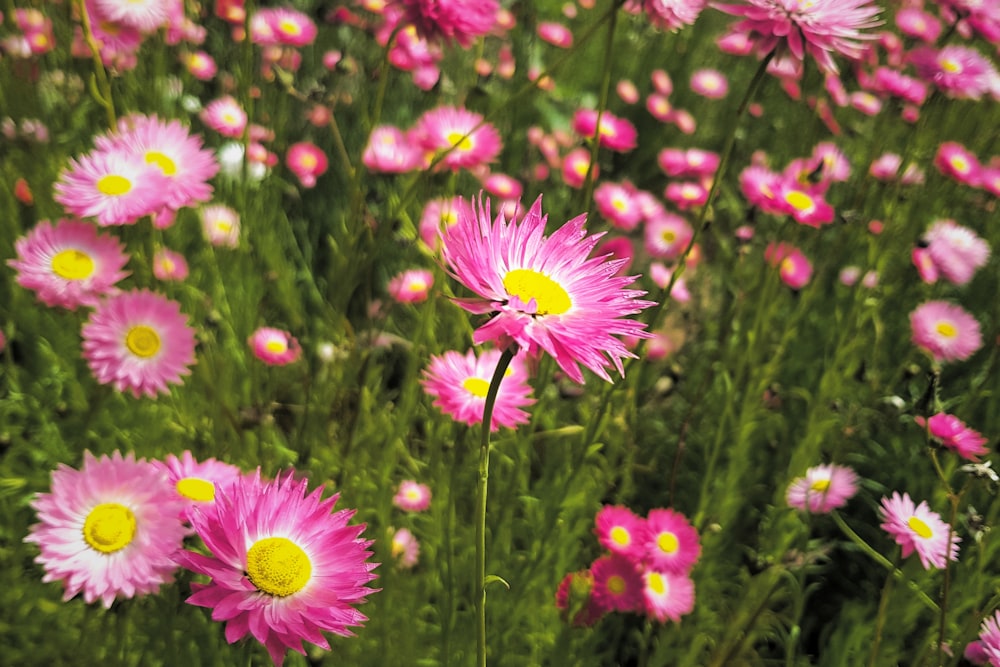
[895,8,941,42]
[419,196,472,251]
[690,68,728,98]
[774,178,835,227]
[25,451,187,608]
[641,569,695,623]
[152,247,189,282]
[538,21,573,48]
[393,0,498,47]
[54,147,170,226]
[625,0,707,31]
[765,242,813,289]
[879,491,959,570]
[595,505,649,563]
[910,300,983,364]
[916,414,989,461]
[594,181,644,230]
[441,196,655,383]
[643,509,700,574]
[786,464,859,513]
[363,125,425,173]
[555,569,605,627]
[910,45,997,100]
[178,471,378,666]
[251,7,317,47]
[591,554,644,613]
[922,219,990,286]
[391,528,420,569]
[934,142,983,187]
[248,327,302,366]
[200,96,248,138]
[388,268,434,304]
[286,141,328,188]
[970,611,1000,666]
[154,451,243,519]
[562,147,597,188]
[393,480,432,512]
[572,109,638,152]
[413,106,502,171]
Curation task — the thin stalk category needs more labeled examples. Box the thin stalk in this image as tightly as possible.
[475,347,516,667]
[75,0,116,127]
[868,561,896,667]
[579,4,619,215]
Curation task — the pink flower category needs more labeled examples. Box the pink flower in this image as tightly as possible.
[562,147,597,188]
[154,451,243,518]
[645,212,693,260]
[872,67,927,105]
[879,491,960,570]
[394,0,499,47]
[625,0,706,31]
[248,327,302,365]
[200,96,248,138]
[910,45,997,100]
[665,181,709,210]
[765,242,812,289]
[538,21,573,47]
[9,219,129,309]
[152,247,189,281]
[421,348,535,431]
[419,196,471,251]
[658,148,720,178]
[252,7,317,47]
[590,554,644,613]
[391,528,420,568]
[774,178,835,227]
[595,237,636,276]
[388,268,434,303]
[895,8,940,42]
[482,172,523,200]
[54,148,170,226]
[690,68,728,98]
[441,195,655,383]
[922,219,990,285]
[595,505,648,563]
[392,480,432,512]
[643,509,700,574]
[92,0,171,32]
[82,290,197,398]
[183,50,217,80]
[363,125,425,173]
[641,569,695,623]
[739,164,784,213]
[177,471,378,666]
[972,611,1000,666]
[285,141,328,188]
[24,451,187,608]
[934,142,982,187]
[200,204,241,247]
[555,569,604,627]
[594,181,643,230]
[910,300,983,364]
[786,464,859,513]
[572,109,637,152]
[413,106,502,171]
[916,414,989,461]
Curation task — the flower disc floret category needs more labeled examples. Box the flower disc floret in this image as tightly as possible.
[879,491,959,570]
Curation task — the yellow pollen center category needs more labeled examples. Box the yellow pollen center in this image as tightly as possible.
[215,221,232,233]
[299,153,318,170]
[265,339,288,354]
[97,174,132,196]
[406,279,428,292]
[502,268,572,315]
[446,131,473,152]
[246,536,312,597]
[661,230,677,243]
[51,249,95,280]
[441,210,458,226]
[936,322,957,338]
[83,502,136,554]
[222,112,238,125]
[160,257,176,273]
[462,377,490,398]
[598,123,616,138]
[607,575,626,595]
[657,531,679,554]
[950,156,969,173]
[279,19,302,35]
[940,57,961,74]
[784,190,814,212]
[145,151,177,176]
[391,538,405,557]
[612,197,627,211]
[610,526,630,547]
[176,477,216,502]
[810,479,831,492]
[125,325,161,358]
[907,516,933,539]
[648,571,666,595]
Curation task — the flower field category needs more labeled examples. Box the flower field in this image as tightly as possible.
[1,0,999,665]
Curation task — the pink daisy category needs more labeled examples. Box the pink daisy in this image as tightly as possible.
[786,463,859,513]
[774,177,835,227]
[934,142,982,187]
[690,68,728,98]
[177,471,378,667]
[421,347,535,432]
[152,247,189,281]
[391,527,420,568]
[24,450,187,608]
[538,21,573,48]
[595,505,648,563]
[82,290,197,398]
[442,196,655,383]
[594,181,644,231]
[183,50,217,80]
[413,106,502,171]
[658,148,720,178]
[555,569,605,627]
[562,147,597,188]
[971,611,1000,666]
[641,569,695,623]
[92,0,171,32]
[915,413,989,461]
[54,148,170,226]
[665,181,709,210]
[248,327,302,365]
[394,0,498,47]
[363,125,425,174]
[739,164,784,213]
[154,451,243,518]
[910,300,983,364]
[879,491,960,570]
[572,109,638,153]
[590,554,644,613]
[482,173,523,200]
[922,219,990,286]
[200,204,241,247]
[643,508,700,574]
[255,7,317,47]
[765,242,813,289]
[895,7,941,42]
[714,0,882,74]
[388,268,434,304]
[392,480,432,512]
[286,141,328,188]
[645,212,693,260]
[9,219,129,310]
[910,45,997,100]
[624,0,706,31]
[200,96,248,138]
[419,196,472,251]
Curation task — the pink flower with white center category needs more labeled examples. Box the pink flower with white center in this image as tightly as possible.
[286,142,328,188]
[916,413,989,461]
[421,347,534,431]
[177,471,378,667]
[870,153,902,181]
[590,554,644,613]
[255,7,317,47]
[154,451,243,518]
[482,172,523,200]
[595,505,648,563]
[645,212,693,260]
[690,68,728,98]
[714,0,882,74]
[391,528,420,568]
[765,242,813,289]
[786,464,859,513]
[248,327,301,365]
[82,290,196,398]
[9,219,129,310]
[54,148,171,226]
[363,125,425,174]
[562,147,597,188]
[850,91,882,116]
[879,491,959,570]
[624,0,707,31]
[413,106,502,171]
[982,167,1000,198]
[25,451,187,608]
[152,247,189,282]
[810,142,851,182]
[895,8,941,42]
[183,50,217,80]
[538,21,572,47]
[388,268,434,304]
[665,181,709,210]
[394,0,499,47]
[910,45,997,100]
[442,195,654,383]
[646,93,674,122]
[393,480,432,512]
[641,569,695,623]
[200,96,248,138]
[774,178,835,227]
[910,300,983,364]
[922,219,990,286]
[617,79,640,104]
[572,109,638,152]
[934,142,982,187]
[92,0,172,32]
[643,509,700,574]
[594,181,644,230]
[419,196,471,251]
[200,204,241,248]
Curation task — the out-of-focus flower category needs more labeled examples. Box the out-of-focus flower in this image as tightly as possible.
[412,106,502,171]
[248,327,302,365]
[910,300,983,364]
[765,242,813,289]
[391,528,420,568]
[392,481,432,512]
[916,413,989,461]
[786,464,859,513]
[388,268,434,303]
[286,141,328,188]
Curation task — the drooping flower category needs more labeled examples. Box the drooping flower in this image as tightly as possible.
[248,327,302,365]
[786,464,859,513]
[82,289,197,398]
[54,148,171,226]
[595,505,648,563]
[879,491,960,570]
[643,509,700,574]
[641,569,695,623]
[392,480,432,512]
[154,451,243,519]
[590,554,644,613]
[910,300,983,364]
[442,196,655,383]
[421,347,535,431]
[916,414,989,461]
[391,528,420,568]
[24,451,187,608]
[921,219,990,286]
[393,0,499,47]
[412,106,502,171]
[177,471,378,667]
[388,268,434,304]
[9,219,129,309]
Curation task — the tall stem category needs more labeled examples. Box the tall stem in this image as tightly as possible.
[476,347,516,667]
[75,0,117,127]
[579,3,619,215]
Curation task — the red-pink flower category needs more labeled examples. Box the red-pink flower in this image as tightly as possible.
[765,242,812,289]
[286,142,328,188]
[572,109,637,152]
[916,413,989,461]
[643,509,700,574]
[248,327,302,365]
[363,125,425,173]
[590,554,644,613]
[910,300,983,364]
[774,178,835,227]
[786,464,859,513]
[594,181,644,230]
[555,569,605,627]
[393,0,498,47]
[910,45,997,100]
[935,142,982,187]
[388,268,434,304]
[595,505,648,563]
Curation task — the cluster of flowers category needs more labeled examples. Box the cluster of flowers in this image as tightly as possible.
[556,505,700,626]
[389,480,433,569]
[25,450,378,667]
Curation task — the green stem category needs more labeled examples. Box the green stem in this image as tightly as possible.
[75,0,116,127]
[868,560,896,667]
[475,347,516,667]
[579,3,619,215]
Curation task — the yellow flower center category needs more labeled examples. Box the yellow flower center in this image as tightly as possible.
[949,156,969,174]
[51,249,95,280]
[441,210,458,226]
[265,339,288,354]
[810,479,831,493]
[445,131,473,152]
[607,574,626,595]
[656,531,679,554]
[940,57,961,74]
[611,196,627,212]
[391,537,405,558]
[784,190,814,212]
[215,221,233,233]
[907,516,933,540]
[278,18,301,35]
[176,477,216,502]
[935,321,957,338]
[83,502,136,554]
[502,268,572,315]
[298,153,318,170]
[462,377,490,398]
[145,151,177,176]
[661,230,677,243]
[246,536,312,597]
[159,257,176,273]
[610,526,630,547]
[125,325,161,358]
[647,571,666,595]
[406,278,428,293]
[97,174,132,196]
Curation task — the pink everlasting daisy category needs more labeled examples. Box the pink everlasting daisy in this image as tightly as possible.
[595,505,648,563]
[765,242,813,289]
[248,327,302,365]
[786,464,859,513]
[441,196,655,384]
[916,414,989,461]
[154,451,243,519]
[200,96,248,138]
[590,554,644,613]
[624,0,707,31]
[594,181,644,231]
[642,569,695,623]
[24,450,187,608]
[391,528,420,568]
[394,0,498,47]
[879,491,959,570]
[92,0,171,32]
[910,45,997,100]
[177,471,378,667]
[392,480,432,512]
[388,268,434,304]
[200,204,241,247]
[253,7,317,47]
[970,611,1000,666]
[643,508,700,574]
[421,347,535,432]
[419,196,472,251]
[572,109,638,153]
[562,147,597,188]
[54,148,170,226]
[555,569,605,627]
[774,178,835,227]
[691,68,728,98]
[286,142,328,188]
[363,125,425,174]
[82,290,197,398]
[910,300,983,364]
[922,219,990,286]
[413,106,502,171]
[9,219,129,309]
[152,247,189,281]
